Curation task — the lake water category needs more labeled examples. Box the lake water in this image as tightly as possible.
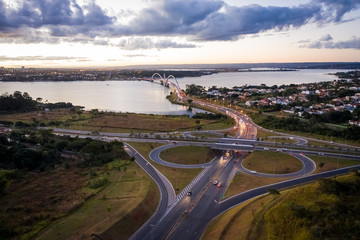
[177,69,342,89]
[0,69,345,114]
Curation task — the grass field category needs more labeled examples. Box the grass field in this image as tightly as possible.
[126,142,202,192]
[261,137,298,144]
[310,155,360,173]
[1,110,234,133]
[190,132,222,138]
[225,173,290,199]
[242,151,303,174]
[0,159,158,240]
[0,166,91,239]
[35,161,159,240]
[202,194,274,240]
[159,146,216,165]
[256,128,280,138]
[204,173,360,240]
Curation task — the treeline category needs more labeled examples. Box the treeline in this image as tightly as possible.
[256,115,360,141]
[192,112,226,120]
[302,109,357,124]
[0,129,129,172]
[0,91,78,112]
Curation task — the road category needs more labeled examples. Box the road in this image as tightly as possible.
[129,97,360,240]
[49,98,360,240]
[123,143,175,240]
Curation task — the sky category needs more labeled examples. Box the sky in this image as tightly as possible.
[0,0,360,68]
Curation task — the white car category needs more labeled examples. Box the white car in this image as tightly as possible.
[264,147,269,150]
[213,180,219,185]
[250,170,257,174]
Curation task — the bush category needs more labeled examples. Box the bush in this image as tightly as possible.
[87,177,109,189]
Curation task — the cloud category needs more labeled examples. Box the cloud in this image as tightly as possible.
[110,0,360,41]
[0,0,114,30]
[1,0,360,46]
[319,34,333,41]
[0,55,89,61]
[315,0,360,21]
[301,35,360,49]
[190,4,323,41]
[122,54,147,58]
[117,38,196,50]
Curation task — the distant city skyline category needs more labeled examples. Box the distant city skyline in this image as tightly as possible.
[0,0,360,67]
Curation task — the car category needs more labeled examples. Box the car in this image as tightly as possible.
[173,141,177,144]
[250,170,257,174]
[264,147,269,150]
[217,183,221,188]
[213,180,219,185]
[187,191,192,196]
[318,152,324,155]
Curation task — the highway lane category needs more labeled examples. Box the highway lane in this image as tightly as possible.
[167,154,241,240]
[170,165,360,240]
[123,143,176,240]
[212,164,360,220]
[145,155,227,240]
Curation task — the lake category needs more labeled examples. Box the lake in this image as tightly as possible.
[177,69,343,89]
[0,69,345,114]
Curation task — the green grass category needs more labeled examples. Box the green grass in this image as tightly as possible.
[204,172,360,240]
[310,155,360,173]
[159,146,216,165]
[190,132,222,138]
[35,161,159,240]
[261,137,298,144]
[242,151,303,174]
[256,128,281,138]
[225,172,290,199]
[203,194,276,240]
[126,141,202,193]
[264,174,360,240]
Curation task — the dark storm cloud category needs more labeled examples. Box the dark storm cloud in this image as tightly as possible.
[118,0,360,41]
[190,4,323,41]
[0,0,114,30]
[1,0,360,46]
[301,35,360,49]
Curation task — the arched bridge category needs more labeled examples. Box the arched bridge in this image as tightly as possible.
[148,73,185,97]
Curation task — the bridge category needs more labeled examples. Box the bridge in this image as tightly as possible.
[141,73,185,98]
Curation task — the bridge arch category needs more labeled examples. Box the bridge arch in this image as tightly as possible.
[151,73,163,81]
[150,73,183,96]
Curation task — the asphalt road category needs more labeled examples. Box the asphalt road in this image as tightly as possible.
[48,100,360,240]
[123,143,175,240]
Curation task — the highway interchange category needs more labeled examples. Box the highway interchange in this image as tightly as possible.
[127,98,360,240]
[51,97,360,240]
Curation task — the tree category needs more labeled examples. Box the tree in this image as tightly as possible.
[268,188,280,196]
[187,99,193,105]
[319,162,325,168]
